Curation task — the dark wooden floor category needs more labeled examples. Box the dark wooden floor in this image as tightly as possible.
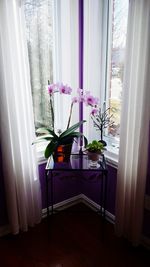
[0,203,150,267]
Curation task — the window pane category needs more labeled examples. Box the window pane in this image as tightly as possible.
[24,0,54,129]
[108,0,129,139]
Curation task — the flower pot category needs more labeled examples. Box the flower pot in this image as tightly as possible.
[87,152,100,161]
[87,151,101,168]
[53,143,73,162]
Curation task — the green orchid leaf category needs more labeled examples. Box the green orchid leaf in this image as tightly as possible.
[58,133,79,145]
[36,134,53,141]
[61,131,82,140]
[44,140,58,159]
[36,127,58,138]
[32,139,47,145]
[59,120,86,139]
[36,127,52,134]
[83,135,88,147]
[32,135,53,145]
[59,132,88,147]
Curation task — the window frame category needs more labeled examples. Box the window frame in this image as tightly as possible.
[32,0,129,167]
[102,0,129,161]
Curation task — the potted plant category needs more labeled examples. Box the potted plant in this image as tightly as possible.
[33,82,99,161]
[85,140,104,162]
[34,120,87,161]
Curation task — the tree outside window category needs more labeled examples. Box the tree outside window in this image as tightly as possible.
[24,0,54,129]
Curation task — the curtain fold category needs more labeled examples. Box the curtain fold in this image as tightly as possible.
[0,0,42,234]
[53,0,79,132]
[115,0,150,245]
[83,0,108,142]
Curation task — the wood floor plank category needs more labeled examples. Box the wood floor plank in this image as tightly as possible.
[0,204,150,267]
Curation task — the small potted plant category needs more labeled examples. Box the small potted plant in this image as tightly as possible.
[85,140,104,165]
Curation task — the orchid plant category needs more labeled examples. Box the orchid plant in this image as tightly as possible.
[34,82,99,159]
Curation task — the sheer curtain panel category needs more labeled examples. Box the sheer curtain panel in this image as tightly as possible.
[115,0,150,245]
[53,0,79,132]
[0,0,42,234]
[83,0,108,142]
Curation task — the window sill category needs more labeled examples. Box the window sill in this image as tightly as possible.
[36,142,48,165]
[104,149,118,169]
[103,136,119,169]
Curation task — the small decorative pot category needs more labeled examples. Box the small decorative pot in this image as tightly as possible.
[87,151,100,161]
[87,151,101,168]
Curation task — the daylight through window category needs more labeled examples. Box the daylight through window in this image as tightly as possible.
[107,0,129,142]
[24,0,54,130]
[24,0,129,153]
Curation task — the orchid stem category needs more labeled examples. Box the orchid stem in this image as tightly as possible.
[50,96,54,130]
[67,102,73,129]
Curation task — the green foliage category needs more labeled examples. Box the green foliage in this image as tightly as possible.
[86,140,104,153]
[33,120,88,159]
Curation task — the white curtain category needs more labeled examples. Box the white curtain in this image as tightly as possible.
[53,0,79,132]
[115,0,150,245]
[0,0,42,234]
[83,0,108,142]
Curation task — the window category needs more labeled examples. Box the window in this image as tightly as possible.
[106,0,129,145]
[24,0,54,130]
[24,0,79,135]
[24,0,129,160]
[83,0,129,157]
